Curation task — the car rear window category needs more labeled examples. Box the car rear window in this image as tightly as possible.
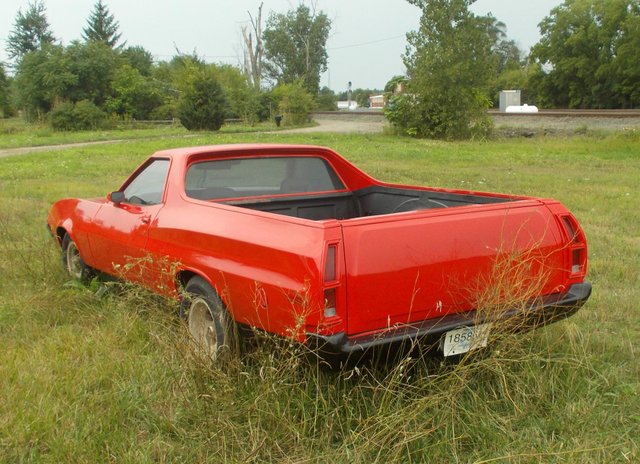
[185,156,345,200]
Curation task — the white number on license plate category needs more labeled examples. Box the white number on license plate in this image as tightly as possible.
[442,323,492,357]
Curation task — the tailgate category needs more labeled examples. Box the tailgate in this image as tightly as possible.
[340,202,567,336]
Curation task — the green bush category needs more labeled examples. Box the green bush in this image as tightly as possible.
[316,86,337,111]
[271,82,314,126]
[149,103,177,121]
[105,65,165,120]
[177,72,227,131]
[255,92,277,122]
[384,94,419,136]
[49,100,106,131]
[73,100,107,129]
[48,102,76,131]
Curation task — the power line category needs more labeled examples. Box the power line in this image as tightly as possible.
[150,34,408,60]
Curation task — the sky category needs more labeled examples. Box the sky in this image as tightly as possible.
[0,0,564,91]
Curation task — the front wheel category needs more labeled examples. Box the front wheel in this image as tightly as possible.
[61,234,92,282]
[181,276,237,362]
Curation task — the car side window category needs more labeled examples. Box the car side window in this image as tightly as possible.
[122,159,170,205]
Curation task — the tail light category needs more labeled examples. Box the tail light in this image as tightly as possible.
[560,214,587,278]
[324,244,337,283]
[324,288,337,318]
[320,243,342,334]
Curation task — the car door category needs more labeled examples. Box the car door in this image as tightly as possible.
[89,158,170,283]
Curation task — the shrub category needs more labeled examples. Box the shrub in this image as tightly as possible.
[384,94,419,136]
[271,82,314,126]
[48,102,76,131]
[73,100,107,129]
[49,100,106,131]
[316,86,337,111]
[177,72,227,131]
[149,103,177,121]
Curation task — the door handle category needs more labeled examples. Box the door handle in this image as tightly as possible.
[141,215,151,224]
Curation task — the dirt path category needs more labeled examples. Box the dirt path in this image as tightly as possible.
[0,117,386,158]
[0,139,124,158]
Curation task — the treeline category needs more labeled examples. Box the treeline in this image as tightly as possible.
[0,1,337,130]
[2,0,639,138]
[386,0,640,139]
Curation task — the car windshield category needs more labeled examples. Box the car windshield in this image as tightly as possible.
[185,156,345,200]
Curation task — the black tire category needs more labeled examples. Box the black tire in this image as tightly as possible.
[61,234,92,282]
[181,276,237,362]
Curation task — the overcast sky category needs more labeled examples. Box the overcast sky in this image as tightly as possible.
[0,0,563,91]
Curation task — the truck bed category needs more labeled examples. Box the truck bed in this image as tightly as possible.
[224,185,516,221]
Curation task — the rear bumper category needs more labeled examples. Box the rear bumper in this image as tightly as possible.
[307,281,592,356]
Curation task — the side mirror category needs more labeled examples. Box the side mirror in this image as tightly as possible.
[109,191,125,203]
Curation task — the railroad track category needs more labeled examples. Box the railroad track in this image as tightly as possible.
[490,109,640,118]
[314,109,640,118]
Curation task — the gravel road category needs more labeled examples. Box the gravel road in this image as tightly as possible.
[278,114,386,134]
[286,112,640,135]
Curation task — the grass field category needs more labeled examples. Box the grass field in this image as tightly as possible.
[0,118,295,150]
[0,128,638,462]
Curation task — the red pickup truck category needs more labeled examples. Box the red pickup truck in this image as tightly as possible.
[48,144,591,360]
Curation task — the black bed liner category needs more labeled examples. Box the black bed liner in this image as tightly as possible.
[224,185,516,221]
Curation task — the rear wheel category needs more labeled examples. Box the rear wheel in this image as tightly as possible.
[61,234,92,282]
[182,276,237,362]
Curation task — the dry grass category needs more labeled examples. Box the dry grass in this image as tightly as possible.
[0,131,638,462]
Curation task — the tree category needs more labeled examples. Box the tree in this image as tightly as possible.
[122,46,154,76]
[13,41,122,119]
[177,71,227,131]
[614,8,640,107]
[484,17,527,105]
[384,75,408,93]
[14,45,77,119]
[484,17,524,74]
[6,1,55,63]
[263,3,331,94]
[241,2,264,89]
[64,41,120,106]
[316,86,337,110]
[210,64,260,122]
[106,64,164,119]
[82,0,124,48]
[0,64,13,117]
[336,88,382,107]
[392,0,496,139]
[530,0,640,108]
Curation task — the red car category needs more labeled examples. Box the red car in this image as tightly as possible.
[48,144,591,360]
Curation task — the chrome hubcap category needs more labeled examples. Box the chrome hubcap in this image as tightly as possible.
[188,297,218,359]
[66,242,83,279]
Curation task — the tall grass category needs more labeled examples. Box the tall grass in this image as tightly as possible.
[0,131,638,462]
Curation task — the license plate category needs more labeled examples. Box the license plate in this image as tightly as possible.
[442,323,492,357]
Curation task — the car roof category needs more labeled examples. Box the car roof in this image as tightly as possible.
[152,144,333,159]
